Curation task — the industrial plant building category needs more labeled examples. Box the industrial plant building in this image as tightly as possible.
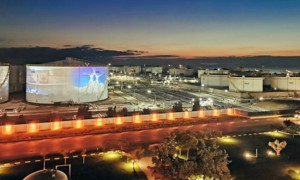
[143,66,163,75]
[198,68,229,78]
[109,65,141,74]
[169,67,195,76]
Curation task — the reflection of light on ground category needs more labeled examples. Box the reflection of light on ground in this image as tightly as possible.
[244,152,252,159]
[265,131,287,138]
[217,137,239,145]
[267,150,275,157]
[282,165,300,180]
[102,151,122,161]
[190,174,214,180]
[118,161,139,173]
[0,163,12,175]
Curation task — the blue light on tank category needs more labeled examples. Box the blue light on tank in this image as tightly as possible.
[72,67,106,88]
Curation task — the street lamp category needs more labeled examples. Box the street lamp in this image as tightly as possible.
[147,89,156,105]
[128,85,136,97]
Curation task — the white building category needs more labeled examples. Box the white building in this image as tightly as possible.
[143,66,163,74]
[108,66,124,73]
[200,74,229,87]
[229,76,264,92]
[169,68,195,76]
[124,66,141,74]
[271,75,300,91]
[109,65,141,74]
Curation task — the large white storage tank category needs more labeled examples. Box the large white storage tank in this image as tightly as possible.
[0,64,9,103]
[200,74,229,87]
[271,76,300,91]
[26,65,108,104]
[229,76,264,92]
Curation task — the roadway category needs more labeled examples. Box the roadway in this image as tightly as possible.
[0,117,283,161]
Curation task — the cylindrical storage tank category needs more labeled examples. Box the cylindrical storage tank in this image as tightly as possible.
[200,74,229,87]
[24,169,68,180]
[26,65,108,104]
[229,76,264,92]
[0,65,9,103]
[271,76,300,91]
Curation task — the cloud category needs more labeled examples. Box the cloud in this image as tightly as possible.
[0,46,145,64]
[0,37,13,43]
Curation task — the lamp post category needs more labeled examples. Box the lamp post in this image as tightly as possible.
[147,89,156,105]
[128,85,136,97]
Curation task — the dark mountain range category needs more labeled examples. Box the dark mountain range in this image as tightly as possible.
[0,46,299,71]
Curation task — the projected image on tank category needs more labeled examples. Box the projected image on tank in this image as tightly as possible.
[26,66,108,104]
[72,67,106,94]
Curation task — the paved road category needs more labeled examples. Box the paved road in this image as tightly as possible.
[0,118,283,161]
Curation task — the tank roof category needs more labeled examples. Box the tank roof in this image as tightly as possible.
[27,57,105,66]
[24,169,68,180]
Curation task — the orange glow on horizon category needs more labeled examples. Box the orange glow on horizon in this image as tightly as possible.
[198,110,205,118]
[51,121,62,130]
[133,114,141,123]
[184,111,189,119]
[151,113,159,121]
[167,112,174,120]
[115,117,123,125]
[74,120,83,128]
[28,123,38,133]
[96,118,103,126]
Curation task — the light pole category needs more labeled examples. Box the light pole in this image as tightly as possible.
[128,85,136,97]
[147,89,156,105]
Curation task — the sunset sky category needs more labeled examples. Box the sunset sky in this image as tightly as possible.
[1,0,300,57]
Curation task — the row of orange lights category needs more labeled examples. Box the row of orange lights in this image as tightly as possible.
[1,109,234,135]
